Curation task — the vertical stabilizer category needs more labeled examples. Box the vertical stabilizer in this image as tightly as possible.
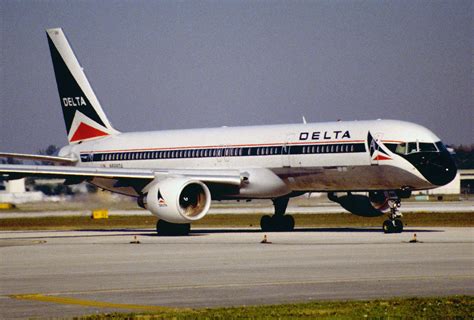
[46,28,119,144]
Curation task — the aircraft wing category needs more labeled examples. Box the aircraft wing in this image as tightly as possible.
[0,164,243,187]
[0,152,77,165]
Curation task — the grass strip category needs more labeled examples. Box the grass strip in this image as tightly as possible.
[78,296,473,319]
[0,212,472,230]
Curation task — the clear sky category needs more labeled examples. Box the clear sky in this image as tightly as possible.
[1,0,472,153]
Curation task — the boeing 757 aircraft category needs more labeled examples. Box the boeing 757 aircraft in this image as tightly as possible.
[0,28,457,235]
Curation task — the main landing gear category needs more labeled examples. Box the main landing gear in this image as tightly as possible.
[260,197,295,232]
[382,195,404,234]
[156,220,190,236]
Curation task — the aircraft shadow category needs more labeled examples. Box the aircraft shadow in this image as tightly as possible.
[70,227,443,237]
[7,227,442,240]
[190,227,443,235]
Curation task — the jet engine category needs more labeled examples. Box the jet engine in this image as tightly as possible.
[139,178,211,223]
[328,191,393,217]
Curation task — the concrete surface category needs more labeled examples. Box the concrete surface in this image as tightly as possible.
[0,227,473,319]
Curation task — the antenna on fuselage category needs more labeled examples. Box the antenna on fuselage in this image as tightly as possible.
[302,116,307,124]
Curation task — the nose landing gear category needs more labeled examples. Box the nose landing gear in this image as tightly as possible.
[383,197,404,233]
[260,197,295,232]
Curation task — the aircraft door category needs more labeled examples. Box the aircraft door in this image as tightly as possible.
[282,134,294,168]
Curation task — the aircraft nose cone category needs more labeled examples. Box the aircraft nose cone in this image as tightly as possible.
[423,151,457,186]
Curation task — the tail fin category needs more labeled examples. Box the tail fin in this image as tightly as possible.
[46,28,119,144]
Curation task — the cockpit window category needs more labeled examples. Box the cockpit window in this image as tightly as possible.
[393,141,438,155]
[436,141,448,152]
[395,143,407,155]
[407,142,418,154]
[419,143,438,152]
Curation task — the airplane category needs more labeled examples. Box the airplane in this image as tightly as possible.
[0,28,457,235]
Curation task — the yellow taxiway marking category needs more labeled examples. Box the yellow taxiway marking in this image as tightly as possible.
[10,293,174,312]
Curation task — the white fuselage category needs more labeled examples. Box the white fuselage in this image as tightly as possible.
[60,119,441,197]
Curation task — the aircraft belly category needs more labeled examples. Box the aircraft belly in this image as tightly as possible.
[85,164,431,199]
[274,165,431,191]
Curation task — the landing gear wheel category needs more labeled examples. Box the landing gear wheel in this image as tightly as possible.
[383,219,403,234]
[283,215,295,231]
[156,220,190,236]
[260,215,272,232]
[260,197,295,232]
[383,219,394,233]
[260,215,295,232]
[393,219,403,233]
[383,192,404,234]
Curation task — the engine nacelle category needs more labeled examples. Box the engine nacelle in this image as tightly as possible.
[140,178,211,224]
[328,192,387,217]
[368,191,390,212]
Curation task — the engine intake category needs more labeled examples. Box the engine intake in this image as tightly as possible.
[140,178,211,223]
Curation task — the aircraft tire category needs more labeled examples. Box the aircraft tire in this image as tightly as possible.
[394,219,404,233]
[260,215,273,232]
[383,220,394,234]
[283,215,295,231]
[156,220,190,236]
